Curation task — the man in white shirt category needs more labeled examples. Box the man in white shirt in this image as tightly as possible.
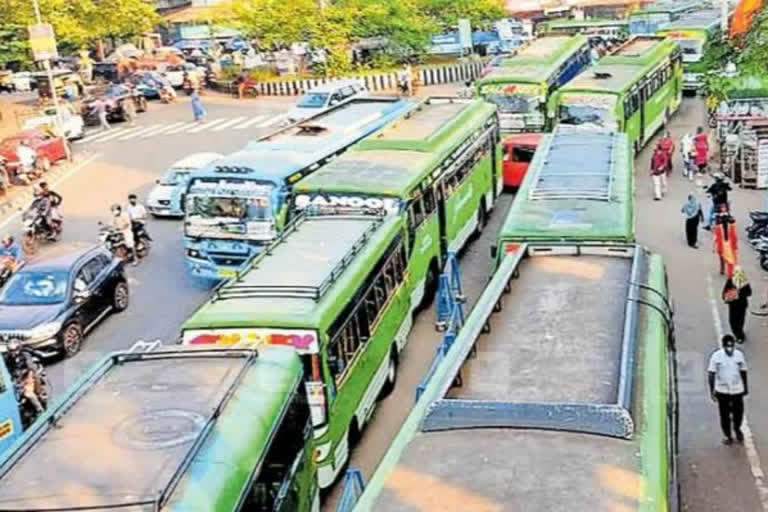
[126,194,150,247]
[15,141,36,174]
[708,334,748,445]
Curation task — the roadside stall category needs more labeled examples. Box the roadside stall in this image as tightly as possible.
[33,70,85,101]
[713,74,768,188]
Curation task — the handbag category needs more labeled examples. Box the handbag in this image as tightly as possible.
[723,287,738,303]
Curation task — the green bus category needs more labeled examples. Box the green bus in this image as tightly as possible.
[0,345,319,512]
[475,35,591,132]
[350,243,679,512]
[657,9,721,92]
[182,214,414,490]
[539,18,629,40]
[491,129,634,264]
[629,0,702,35]
[551,36,683,153]
[294,97,503,309]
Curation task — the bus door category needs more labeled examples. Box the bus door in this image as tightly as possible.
[434,183,448,257]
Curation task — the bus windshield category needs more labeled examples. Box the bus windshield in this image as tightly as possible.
[676,38,704,58]
[186,195,274,240]
[559,104,616,129]
[485,93,541,114]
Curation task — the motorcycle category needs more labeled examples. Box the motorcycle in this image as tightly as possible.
[99,223,150,261]
[3,346,50,429]
[132,222,151,259]
[746,211,768,246]
[21,211,62,256]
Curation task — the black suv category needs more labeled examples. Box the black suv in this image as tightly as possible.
[0,244,129,358]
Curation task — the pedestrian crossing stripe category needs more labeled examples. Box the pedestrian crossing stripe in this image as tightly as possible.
[74,114,284,144]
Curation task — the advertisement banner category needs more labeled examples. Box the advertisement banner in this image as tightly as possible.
[183,328,320,354]
[28,23,58,61]
[480,82,543,97]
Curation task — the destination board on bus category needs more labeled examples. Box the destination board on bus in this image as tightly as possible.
[479,83,544,97]
[560,93,617,106]
[183,327,320,354]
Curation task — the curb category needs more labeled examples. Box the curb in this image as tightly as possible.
[211,60,487,97]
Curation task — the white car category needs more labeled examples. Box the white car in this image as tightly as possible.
[146,152,223,217]
[164,63,201,89]
[286,80,368,123]
[22,104,85,140]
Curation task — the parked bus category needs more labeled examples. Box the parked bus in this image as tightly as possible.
[552,36,683,153]
[539,18,629,40]
[293,97,503,308]
[657,10,722,92]
[475,35,591,132]
[628,0,701,35]
[183,96,413,280]
[181,213,412,489]
[349,243,679,512]
[493,130,634,262]
[0,344,320,512]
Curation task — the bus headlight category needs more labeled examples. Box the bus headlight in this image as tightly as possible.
[186,249,201,259]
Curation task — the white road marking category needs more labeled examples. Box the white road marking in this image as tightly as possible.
[0,152,101,233]
[257,114,285,128]
[119,125,161,140]
[233,115,267,129]
[140,121,185,137]
[186,118,226,133]
[707,275,768,510]
[166,121,199,134]
[95,126,144,143]
[75,129,116,144]
[212,116,248,131]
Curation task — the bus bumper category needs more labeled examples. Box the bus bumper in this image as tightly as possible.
[184,240,265,280]
[499,114,545,133]
[683,73,704,92]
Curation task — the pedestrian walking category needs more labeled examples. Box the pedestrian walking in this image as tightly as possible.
[650,143,669,200]
[694,126,709,175]
[659,130,675,175]
[95,99,110,131]
[723,266,752,343]
[191,89,206,122]
[681,194,704,248]
[236,71,247,100]
[708,335,748,445]
[681,132,694,179]
[713,208,739,277]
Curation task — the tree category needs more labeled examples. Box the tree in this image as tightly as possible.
[416,0,505,29]
[0,25,30,69]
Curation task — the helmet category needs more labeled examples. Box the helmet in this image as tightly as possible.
[6,340,20,354]
[714,172,725,181]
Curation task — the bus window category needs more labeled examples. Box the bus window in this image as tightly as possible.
[512,146,535,163]
[245,391,310,512]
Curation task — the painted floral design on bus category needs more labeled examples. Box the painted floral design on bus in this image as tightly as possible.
[184,328,319,354]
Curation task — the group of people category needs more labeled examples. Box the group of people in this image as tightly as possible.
[651,126,710,200]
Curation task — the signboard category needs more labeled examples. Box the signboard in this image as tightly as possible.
[188,180,273,197]
[458,19,472,50]
[28,23,58,61]
[480,82,544,97]
[183,328,320,354]
[294,193,401,215]
[562,93,617,107]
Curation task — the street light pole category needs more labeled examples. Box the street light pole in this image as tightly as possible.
[31,0,63,134]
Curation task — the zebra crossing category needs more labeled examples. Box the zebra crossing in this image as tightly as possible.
[75,113,287,145]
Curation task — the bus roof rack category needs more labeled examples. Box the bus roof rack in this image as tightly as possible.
[214,214,384,302]
[527,128,617,201]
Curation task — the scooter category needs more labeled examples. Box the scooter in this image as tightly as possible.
[99,223,150,261]
[746,211,768,246]
[21,211,62,256]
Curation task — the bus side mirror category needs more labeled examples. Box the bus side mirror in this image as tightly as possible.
[490,244,498,259]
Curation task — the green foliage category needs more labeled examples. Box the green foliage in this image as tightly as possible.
[416,0,505,29]
[0,25,30,68]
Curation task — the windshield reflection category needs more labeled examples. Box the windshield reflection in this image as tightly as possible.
[189,196,272,220]
[559,104,612,127]
[297,93,329,108]
[485,94,540,114]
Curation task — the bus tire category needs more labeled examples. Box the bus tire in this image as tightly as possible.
[379,349,399,399]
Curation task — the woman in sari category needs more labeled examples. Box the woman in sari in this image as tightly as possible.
[681,194,704,248]
[713,208,738,276]
[722,266,752,343]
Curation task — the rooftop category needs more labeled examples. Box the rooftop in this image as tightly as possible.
[562,63,642,92]
[373,100,469,141]
[0,347,301,512]
[516,35,572,58]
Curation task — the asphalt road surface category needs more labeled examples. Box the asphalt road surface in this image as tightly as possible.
[3,90,768,512]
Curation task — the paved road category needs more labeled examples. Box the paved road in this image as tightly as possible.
[6,89,768,512]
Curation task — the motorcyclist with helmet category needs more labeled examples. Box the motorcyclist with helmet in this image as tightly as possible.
[111,203,138,265]
[3,340,45,417]
[39,181,63,232]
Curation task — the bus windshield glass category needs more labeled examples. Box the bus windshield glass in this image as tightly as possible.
[480,84,543,114]
[558,94,617,130]
[676,38,704,58]
[185,182,275,240]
